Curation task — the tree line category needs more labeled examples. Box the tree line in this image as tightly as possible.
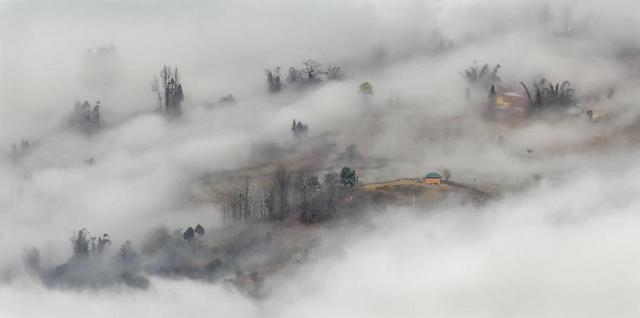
[221,165,359,224]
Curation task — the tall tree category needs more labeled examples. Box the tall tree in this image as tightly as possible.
[265,67,282,93]
[152,65,184,115]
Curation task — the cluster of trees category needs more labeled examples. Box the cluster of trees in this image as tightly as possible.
[464,63,501,90]
[25,224,218,290]
[23,228,149,289]
[520,79,577,112]
[182,224,205,240]
[10,139,33,160]
[476,62,579,117]
[291,119,309,138]
[221,165,359,224]
[152,66,184,116]
[70,100,101,132]
[70,229,112,260]
[265,60,342,93]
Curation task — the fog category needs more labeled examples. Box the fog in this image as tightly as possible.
[1,0,640,316]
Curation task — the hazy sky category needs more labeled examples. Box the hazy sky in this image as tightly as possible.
[1,0,640,317]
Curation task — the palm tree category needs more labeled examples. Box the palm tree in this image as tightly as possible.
[464,63,501,89]
[521,79,577,113]
[520,79,546,113]
[543,81,575,107]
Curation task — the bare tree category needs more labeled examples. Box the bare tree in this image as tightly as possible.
[273,165,290,220]
[152,65,184,115]
[242,176,251,221]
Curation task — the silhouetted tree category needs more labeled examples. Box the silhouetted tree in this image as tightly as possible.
[96,234,111,254]
[183,227,195,241]
[521,79,546,113]
[265,67,282,93]
[521,79,576,113]
[287,67,301,83]
[23,247,41,273]
[219,94,235,103]
[322,172,339,213]
[70,100,102,132]
[325,65,342,80]
[294,173,321,223]
[273,165,290,220]
[291,119,309,138]
[359,82,373,99]
[340,167,358,189]
[301,59,322,81]
[152,65,184,115]
[118,241,137,263]
[442,169,451,180]
[72,228,91,260]
[194,224,205,236]
[543,81,576,107]
[464,63,501,89]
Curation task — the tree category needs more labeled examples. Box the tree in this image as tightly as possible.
[152,65,184,115]
[340,167,358,189]
[273,165,290,220]
[287,67,301,83]
[263,186,276,220]
[487,85,497,114]
[521,79,576,113]
[322,172,339,213]
[359,82,373,98]
[542,81,576,107]
[294,173,321,223]
[219,94,235,103]
[91,101,101,124]
[520,79,546,113]
[183,227,195,241]
[194,224,205,236]
[96,233,111,254]
[118,241,137,263]
[70,228,111,260]
[265,67,282,93]
[70,100,102,133]
[242,176,251,220]
[442,169,451,180]
[291,119,309,138]
[301,59,322,81]
[72,228,91,260]
[463,63,501,89]
[23,247,41,272]
[325,65,342,80]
